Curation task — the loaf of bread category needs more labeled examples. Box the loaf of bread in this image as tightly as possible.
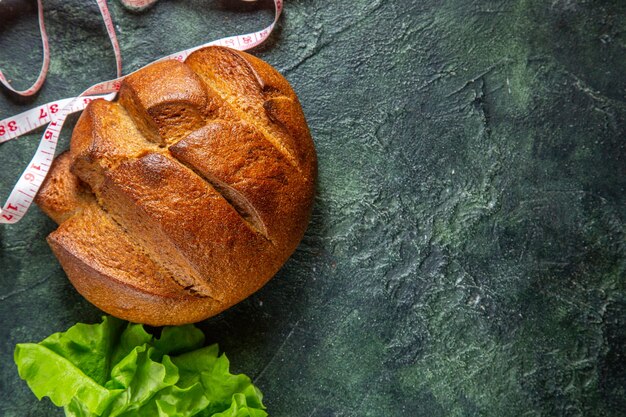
[36,46,317,325]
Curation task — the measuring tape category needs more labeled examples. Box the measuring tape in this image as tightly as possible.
[0,0,282,224]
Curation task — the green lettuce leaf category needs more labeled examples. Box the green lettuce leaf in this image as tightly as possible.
[65,397,99,417]
[110,323,153,367]
[14,317,267,417]
[173,346,264,415]
[212,394,269,417]
[154,325,205,356]
[14,342,122,415]
[128,383,210,417]
[39,315,125,385]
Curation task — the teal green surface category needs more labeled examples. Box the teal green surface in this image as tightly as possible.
[1,1,625,416]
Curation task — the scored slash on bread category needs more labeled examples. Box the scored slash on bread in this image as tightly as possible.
[36,46,317,325]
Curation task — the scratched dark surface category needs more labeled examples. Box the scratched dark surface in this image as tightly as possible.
[1,0,625,416]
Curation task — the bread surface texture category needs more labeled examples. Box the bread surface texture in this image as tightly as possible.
[36,46,317,325]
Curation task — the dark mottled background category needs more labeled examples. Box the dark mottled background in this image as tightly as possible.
[1,0,625,416]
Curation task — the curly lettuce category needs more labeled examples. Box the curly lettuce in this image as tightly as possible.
[14,316,267,417]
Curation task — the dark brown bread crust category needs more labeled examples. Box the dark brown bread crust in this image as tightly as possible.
[35,46,316,325]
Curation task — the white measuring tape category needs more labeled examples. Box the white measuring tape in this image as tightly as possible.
[0,0,282,224]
